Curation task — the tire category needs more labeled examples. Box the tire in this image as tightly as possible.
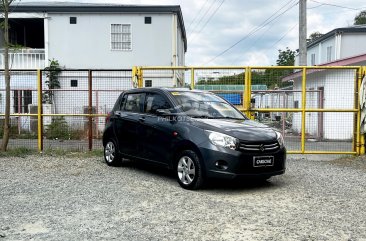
[176,150,205,190]
[104,140,122,166]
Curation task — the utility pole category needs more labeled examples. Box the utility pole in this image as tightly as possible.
[299,0,307,66]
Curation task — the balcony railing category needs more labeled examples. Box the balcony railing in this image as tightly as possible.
[0,48,45,69]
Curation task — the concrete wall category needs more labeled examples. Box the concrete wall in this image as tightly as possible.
[47,12,184,69]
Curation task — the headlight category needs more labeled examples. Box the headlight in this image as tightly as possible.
[206,130,238,150]
[276,131,284,147]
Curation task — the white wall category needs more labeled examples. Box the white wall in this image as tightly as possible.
[319,37,335,64]
[322,70,354,140]
[292,69,355,140]
[292,73,325,137]
[51,71,133,130]
[305,37,335,65]
[0,72,38,131]
[47,13,182,69]
[176,20,185,66]
[340,33,366,59]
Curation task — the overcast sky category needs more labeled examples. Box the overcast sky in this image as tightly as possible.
[21,0,366,66]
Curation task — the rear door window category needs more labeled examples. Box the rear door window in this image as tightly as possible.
[123,93,144,113]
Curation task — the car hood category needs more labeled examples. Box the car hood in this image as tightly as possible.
[192,118,277,142]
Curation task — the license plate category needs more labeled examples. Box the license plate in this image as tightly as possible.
[253,156,274,167]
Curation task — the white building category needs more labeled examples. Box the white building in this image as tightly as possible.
[0,2,187,132]
[0,2,186,69]
[288,25,366,140]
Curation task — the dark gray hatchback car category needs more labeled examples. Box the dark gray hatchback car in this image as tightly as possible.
[103,88,286,190]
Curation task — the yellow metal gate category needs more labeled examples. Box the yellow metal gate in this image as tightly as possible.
[134,66,365,155]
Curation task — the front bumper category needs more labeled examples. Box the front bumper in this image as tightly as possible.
[198,141,286,180]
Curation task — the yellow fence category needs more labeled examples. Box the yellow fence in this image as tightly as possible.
[0,66,364,154]
[134,66,365,155]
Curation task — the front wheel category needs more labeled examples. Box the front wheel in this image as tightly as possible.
[176,150,205,190]
[104,140,122,166]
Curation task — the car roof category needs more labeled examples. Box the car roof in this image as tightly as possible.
[124,87,209,94]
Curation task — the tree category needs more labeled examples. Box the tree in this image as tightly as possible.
[1,0,16,152]
[264,47,296,88]
[276,47,295,66]
[308,31,323,43]
[43,59,61,105]
[354,10,366,25]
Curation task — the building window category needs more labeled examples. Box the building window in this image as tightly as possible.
[145,80,152,87]
[70,17,77,24]
[145,17,152,24]
[326,46,332,62]
[13,90,32,113]
[71,80,78,87]
[311,53,316,65]
[111,24,131,51]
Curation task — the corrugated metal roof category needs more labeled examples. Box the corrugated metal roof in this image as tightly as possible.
[10,2,187,51]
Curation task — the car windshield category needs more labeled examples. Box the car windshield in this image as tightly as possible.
[169,91,246,120]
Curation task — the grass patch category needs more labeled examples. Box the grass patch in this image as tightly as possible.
[42,148,103,158]
[330,155,366,170]
[0,148,103,158]
[0,147,38,158]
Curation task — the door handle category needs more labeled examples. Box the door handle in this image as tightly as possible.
[139,117,145,122]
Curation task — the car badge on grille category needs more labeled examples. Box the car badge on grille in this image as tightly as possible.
[259,144,265,152]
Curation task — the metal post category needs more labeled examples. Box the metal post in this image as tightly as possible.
[282,91,286,136]
[96,90,99,139]
[301,67,307,153]
[37,70,43,152]
[244,67,250,116]
[138,67,143,88]
[355,67,364,155]
[190,68,195,90]
[17,90,21,134]
[132,66,138,88]
[360,67,366,155]
[88,70,93,151]
[299,0,307,66]
[248,69,253,119]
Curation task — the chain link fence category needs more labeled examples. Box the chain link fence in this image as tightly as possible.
[0,66,364,154]
[137,66,363,154]
[1,69,132,151]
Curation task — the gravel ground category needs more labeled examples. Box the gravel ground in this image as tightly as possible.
[0,154,366,241]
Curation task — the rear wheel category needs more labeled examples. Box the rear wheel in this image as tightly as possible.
[176,150,205,190]
[104,140,122,166]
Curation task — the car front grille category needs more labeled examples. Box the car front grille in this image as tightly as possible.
[239,142,280,153]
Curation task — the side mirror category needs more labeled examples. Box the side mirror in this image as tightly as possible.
[114,110,123,117]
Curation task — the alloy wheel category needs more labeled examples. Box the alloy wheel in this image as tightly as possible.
[177,156,196,185]
[105,141,115,163]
